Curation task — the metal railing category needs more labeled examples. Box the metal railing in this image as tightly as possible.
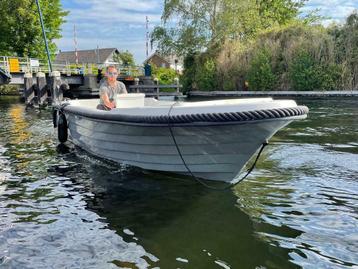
[0,56,11,75]
[0,56,144,77]
[129,77,182,98]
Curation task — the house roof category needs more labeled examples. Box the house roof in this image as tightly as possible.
[143,52,170,65]
[55,48,119,64]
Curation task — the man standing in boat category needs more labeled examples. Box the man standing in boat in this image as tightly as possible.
[97,65,127,110]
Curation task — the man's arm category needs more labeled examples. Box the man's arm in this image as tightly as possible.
[101,92,115,109]
[99,86,115,109]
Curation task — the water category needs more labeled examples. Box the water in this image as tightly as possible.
[0,96,357,269]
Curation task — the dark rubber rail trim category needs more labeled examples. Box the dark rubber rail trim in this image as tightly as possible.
[63,105,309,125]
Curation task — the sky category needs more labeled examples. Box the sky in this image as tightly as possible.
[56,0,358,64]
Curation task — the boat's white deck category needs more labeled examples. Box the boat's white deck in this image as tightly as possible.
[67,95,299,117]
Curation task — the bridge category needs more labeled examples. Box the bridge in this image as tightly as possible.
[0,56,144,85]
[0,56,182,105]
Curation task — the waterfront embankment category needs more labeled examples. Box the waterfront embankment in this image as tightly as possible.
[188,90,358,98]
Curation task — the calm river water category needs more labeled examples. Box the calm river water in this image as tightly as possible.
[0,96,357,269]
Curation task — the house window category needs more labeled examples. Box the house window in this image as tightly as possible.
[161,63,166,68]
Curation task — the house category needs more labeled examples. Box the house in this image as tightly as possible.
[144,52,170,69]
[166,54,184,73]
[55,48,120,65]
[144,52,183,73]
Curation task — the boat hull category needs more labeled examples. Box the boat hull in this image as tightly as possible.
[66,113,296,182]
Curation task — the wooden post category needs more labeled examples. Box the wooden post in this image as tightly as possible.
[24,73,36,106]
[174,77,180,93]
[66,61,71,76]
[87,64,92,75]
[50,71,62,105]
[134,77,139,93]
[154,77,159,99]
[36,72,47,106]
[84,74,97,89]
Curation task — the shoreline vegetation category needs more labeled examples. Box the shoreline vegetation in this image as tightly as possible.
[184,18,358,92]
[188,90,358,97]
[151,0,358,92]
[0,85,19,96]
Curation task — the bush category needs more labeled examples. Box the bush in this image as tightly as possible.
[289,51,319,91]
[151,65,178,85]
[320,64,342,90]
[194,57,218,91]
[181,53,197,92]
[247,49,276,91]
[289,51,341,91]
[329,12,358,90]
[0,85,19,95]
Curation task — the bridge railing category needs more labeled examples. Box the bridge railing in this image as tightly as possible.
[0,56,144,77]
[0,56,11,74]
[0,56,50,74]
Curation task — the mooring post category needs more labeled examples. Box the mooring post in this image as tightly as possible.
[66,61,71,76]
[83,74,98,89]
[36,72,47,106]
[87,64,92,75]
[24,73,36,106]
[174,77,180,93]
[154,77,159,99]
[50,71,62,105]
[134,77,140,93]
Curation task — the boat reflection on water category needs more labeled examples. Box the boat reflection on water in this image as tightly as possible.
[54,143,299,269]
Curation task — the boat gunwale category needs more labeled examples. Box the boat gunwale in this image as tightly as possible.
[60,104,309,127]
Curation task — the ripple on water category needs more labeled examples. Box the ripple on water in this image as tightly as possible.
[235,142,358,268]
[0,174,159,269]
[0,104,159,268]
[1,97,358,268]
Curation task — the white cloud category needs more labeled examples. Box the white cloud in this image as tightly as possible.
[303,0,357,24]
[56,0,163,63]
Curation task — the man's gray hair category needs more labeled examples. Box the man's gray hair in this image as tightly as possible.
[106,65,119,73]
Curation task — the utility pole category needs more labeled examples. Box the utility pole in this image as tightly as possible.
[74,24,79,65]
[35,0,52,72]
[146,16,149,58]
[97,45,100,64]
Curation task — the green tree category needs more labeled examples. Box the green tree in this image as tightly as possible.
[219,0,306,42]
[257,0,306,27]
[114,50,135,66]
[151,0,222,56]
[151,0,306,56]
[0,0,68,59]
